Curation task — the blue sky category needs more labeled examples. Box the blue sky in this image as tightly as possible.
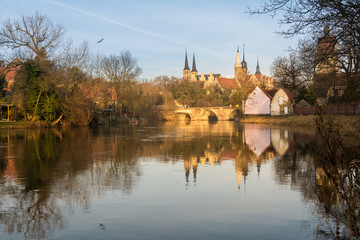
[0,0,299,79]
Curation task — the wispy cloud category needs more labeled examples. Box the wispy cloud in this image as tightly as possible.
[44,0,226,58]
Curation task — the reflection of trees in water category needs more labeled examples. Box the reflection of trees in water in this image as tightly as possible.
[0,122,357,239]
[0,189,63,239]
[272,128,360,239]
[273,142,317,199]
[310,115,360,239]
[0,127,141,239]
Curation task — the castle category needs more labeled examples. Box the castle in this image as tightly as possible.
[183,47,276,91]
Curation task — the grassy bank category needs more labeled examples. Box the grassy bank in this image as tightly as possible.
[240,115,317,127]
[0,121,49,129]
[240,114,360,138]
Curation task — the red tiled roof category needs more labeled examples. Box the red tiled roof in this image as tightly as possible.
[0,67,18,81]
[280,88,294,103]
[0,67,19,90]
[247,86,272,99]
[257,86,272,99]
[217,78,239,90]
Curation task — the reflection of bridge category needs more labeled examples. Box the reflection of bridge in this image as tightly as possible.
[173,107,239,121]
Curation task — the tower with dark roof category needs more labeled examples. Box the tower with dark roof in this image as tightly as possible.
[255,58,261,75]
[183,50,190,80]
[241,45,247,69]
[238,45,248,81]
[191,53,198,77]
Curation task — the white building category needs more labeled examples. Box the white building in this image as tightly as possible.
[244,86,272,115]
[270,88,294,116]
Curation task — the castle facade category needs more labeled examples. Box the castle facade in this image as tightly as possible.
[183,47,276,91]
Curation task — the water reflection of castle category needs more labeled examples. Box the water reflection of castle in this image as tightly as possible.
[183,125,293,188]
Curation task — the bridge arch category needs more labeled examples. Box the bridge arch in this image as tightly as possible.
[229,109,241,121]
[206,110,218,122]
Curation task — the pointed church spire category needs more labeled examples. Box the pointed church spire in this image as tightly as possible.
[191,53,197,72]
[184,49,190,71]
[241,44,247,69]
[243,45,245,61]
[235,46,241,67]
[255,58,261,74]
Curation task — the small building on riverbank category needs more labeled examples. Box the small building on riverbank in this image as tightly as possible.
[244,86,272,115]
[270,88,294,116]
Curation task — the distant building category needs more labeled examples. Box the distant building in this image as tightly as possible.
[0,65,20,90]
[313,26,350,105]
[182,47,276,91]
[315,26,338,74]
[183,50,222,83]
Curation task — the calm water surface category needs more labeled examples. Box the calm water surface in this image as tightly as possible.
[0,122,334,239]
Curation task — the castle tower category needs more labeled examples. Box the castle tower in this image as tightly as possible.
[183,50,190,80]
[234,46,242,81]
[191,53,198,81]
[255,58,261,75]
[316,26,337,74]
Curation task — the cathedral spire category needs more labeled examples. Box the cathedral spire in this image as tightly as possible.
[191,53,197,72]
[184,49,190,71]
[255,58,261,74]
[241,44,247,69]
[235,46,241,67]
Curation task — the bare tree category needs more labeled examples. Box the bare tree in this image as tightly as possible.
[271,53,304,90]
[101,50,142,83]
[101,50,142,111]
[0,11,66,63]
[86,53,103,79]
[61,41,90,71]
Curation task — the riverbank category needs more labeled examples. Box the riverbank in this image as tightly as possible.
[240,114,360,138]
[2,115,360,136]
[0,121,49,129]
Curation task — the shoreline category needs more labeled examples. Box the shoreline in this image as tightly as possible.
[0,121,50,129]
[239,115,317,127]
[1,115,360,132]
[240,114,360,139]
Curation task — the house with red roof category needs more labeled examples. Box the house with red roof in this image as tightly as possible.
[214,77,241,93]
[0,66,19,90]
[80,78,118,108]
[270,88,294,115]
[244,86,272,115]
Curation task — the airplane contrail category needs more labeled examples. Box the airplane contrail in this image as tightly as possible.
[44,0,227,58]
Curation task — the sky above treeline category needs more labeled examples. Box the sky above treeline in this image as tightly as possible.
[0,0,299,79]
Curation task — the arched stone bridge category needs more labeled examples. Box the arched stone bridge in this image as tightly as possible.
[172,106,240,121]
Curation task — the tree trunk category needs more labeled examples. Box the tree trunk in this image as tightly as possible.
[32,90,42,121]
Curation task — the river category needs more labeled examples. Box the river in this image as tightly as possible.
[0,121,352,239]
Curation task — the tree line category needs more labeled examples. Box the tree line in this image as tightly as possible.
[0,12,162,125]
[0,12,248,125]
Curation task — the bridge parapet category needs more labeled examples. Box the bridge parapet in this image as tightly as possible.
[171,106,239,121]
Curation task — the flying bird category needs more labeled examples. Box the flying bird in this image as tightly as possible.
[97,38,104,44]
